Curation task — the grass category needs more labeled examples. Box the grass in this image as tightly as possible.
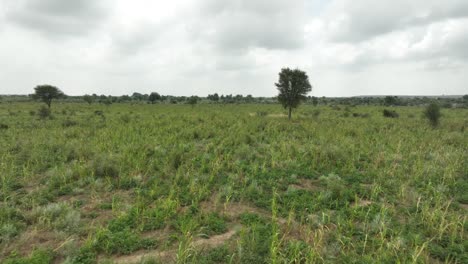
[0,102,467,263]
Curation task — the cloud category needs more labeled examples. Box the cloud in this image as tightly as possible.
[191,0,307,52]
[0,0,467,97]
[5,0,110,37]
[325,0,468,43]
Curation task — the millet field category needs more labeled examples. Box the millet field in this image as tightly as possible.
[0,103,467,263]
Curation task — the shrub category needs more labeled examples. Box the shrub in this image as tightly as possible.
[120,114,131,123]
[0,223,18,243]
[38,106,52,119]
[62,119,78,127]
[424,102,441,127]
[33,202,81,233]
[0,123,8,130]
[90,155,120,178]
[383,109,399,118]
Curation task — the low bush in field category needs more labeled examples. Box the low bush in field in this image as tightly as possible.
[38,106,52,119]
[90,154,120,178]
[383,109,399,118]
[425,102,441,127]
[32,203,81,233]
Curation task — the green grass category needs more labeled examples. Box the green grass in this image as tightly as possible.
[0,102,467,263]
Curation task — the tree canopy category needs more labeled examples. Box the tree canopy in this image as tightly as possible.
[33,85,65,108]
[275,68,312,119]
[148,92,161,103]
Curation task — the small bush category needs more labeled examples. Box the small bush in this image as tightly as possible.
[33,202,81,233]
[90,155,120,178]
[424,102,441,127]
[0,223,19,243]
[0,123,8,130]
[38,106,51,120]
[383,109,399,118]
[62,119,78,127]
[120,114,131,123]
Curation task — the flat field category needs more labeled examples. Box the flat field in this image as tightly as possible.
[0,103,467,263]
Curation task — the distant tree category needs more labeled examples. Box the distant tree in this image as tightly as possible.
[33,85,65,109]
[463,95,468,101]
[119,95,131,102]
[311,96,319,106]
[424,102,441,128]
[187,96,199,107]
[275,68,312,120]
[207,93,219,102]
[98,95,108,103]
[83,94,94,104]
[131,92,144,101]
[148,92,161,104]
[384,96,398,106]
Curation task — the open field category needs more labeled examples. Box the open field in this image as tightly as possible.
[0,103,467,263]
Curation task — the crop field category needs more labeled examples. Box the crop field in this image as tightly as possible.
[0,103,467,263]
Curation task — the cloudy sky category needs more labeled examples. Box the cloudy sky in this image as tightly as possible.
[0,0,467,97]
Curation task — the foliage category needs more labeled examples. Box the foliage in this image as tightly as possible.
[83,95,94,104]
[424,102,441,127]
[275,68,312,119]
[0,103,466,263]
[148,92,161,104]
[32,85,65,108]
[383,109,399,118]
[187,96,199,106]
[37,106,52,120]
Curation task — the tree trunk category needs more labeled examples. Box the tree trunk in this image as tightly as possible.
[288,107,292,120]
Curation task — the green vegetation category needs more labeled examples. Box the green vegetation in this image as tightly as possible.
[275,68,312,119]
[0,102,467,263]
[32,85,65,109]
[425,102,442,128]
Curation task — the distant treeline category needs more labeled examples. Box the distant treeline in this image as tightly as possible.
[1,93,467,108]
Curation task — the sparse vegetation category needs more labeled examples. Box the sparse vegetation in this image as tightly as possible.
[0,102,466,263]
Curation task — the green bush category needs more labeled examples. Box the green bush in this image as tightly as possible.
[424,102,441,127]
[37,106,51,120]
[383,109,399,118]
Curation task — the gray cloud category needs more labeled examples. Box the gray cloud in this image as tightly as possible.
[193,0,306,52]
[328,0,468,43]
[0,0,467,97]
[5,0,109,37]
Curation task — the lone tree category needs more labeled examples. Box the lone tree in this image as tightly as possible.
[33,85,65,109]
[148,92,161,104]
[275,68,312,119]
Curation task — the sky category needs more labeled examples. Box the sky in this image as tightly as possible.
[0,0,467,97]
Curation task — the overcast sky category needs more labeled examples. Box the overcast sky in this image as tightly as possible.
[0,0,467,97]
